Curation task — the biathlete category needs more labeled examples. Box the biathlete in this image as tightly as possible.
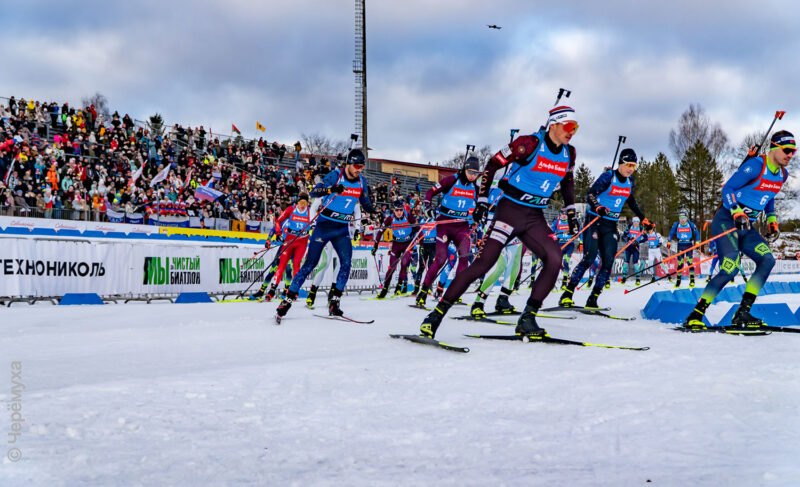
[668,209,701,288]
[683,131,793,330]
[414,156,481,308]
[419,105,581,339]
[275,149,374,321]
[559,148,654,309]
[373,199,417,298]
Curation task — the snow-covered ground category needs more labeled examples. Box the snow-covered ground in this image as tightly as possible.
[2,277,800,486]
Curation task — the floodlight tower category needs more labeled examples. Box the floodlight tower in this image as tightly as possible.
[353,0,367,159]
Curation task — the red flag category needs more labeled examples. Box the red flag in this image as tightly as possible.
[232,124,241,135]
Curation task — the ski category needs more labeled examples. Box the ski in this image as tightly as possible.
[313,314,375,324]
[389,334,470,353]
[576,309,637,321]
[541,305,611,312]
[463,333,649,351]
[759,325,800,334]
[482,310,522,317]
[452,312,576,324]
[361,292,414,301]
[408,304,431,311]
[672,326,771,336]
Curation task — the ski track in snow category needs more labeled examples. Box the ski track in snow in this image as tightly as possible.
[1,278,799,486]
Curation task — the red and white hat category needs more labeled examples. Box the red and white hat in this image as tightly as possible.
[547,105,577,127]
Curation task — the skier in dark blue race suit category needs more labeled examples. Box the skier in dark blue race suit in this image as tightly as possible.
[276,149,375,320]
[668,209,701,288]
[683,130,793,331]
[559,148,654,309]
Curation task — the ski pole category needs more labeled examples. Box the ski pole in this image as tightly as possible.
[237,196,336,298]
[609,135,626,172]
[748,110,786,158]
[627,227,736,281]
[614,236,641,258]
[375,219,446,290]
[561,215,601,250]
[516,215,593,290]
[623,254,716,295]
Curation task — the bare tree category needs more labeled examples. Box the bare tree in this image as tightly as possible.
[300,132,349,158]
[81,92,111,119]
[669,104,729,161]
[437,144,492,169]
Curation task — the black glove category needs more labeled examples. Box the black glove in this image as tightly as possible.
[353,229,361,240]
[566,208,579,235]
[641,217,655,231]
[371,242,379,256]
[731,206,751,231]
[595,206,610,217]
[766,221,780,241]
[328,184,345,195]
[422,201,435,220]
[473,202,488,226]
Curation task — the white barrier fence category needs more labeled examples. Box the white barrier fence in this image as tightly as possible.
[0,234,386,298]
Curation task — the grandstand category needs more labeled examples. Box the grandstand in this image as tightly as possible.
[0,95,457,233]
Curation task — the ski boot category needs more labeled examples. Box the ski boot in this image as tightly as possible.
[306,285,318,308]
[275,291,298,323]
[494,289,516,314]
[584,291,601,309]
[674,276,682,288]
[394,281,405,295]
[560,274,569,291]
[328,287,344,317]
[585,277,594,289]
[470,300,487,319]
[650,275,656,283]
[413,279,421,294]
[376,287,389,300]
[515,305,546,339]
[559,287,575,308]
[635,278,641,286]
[415,286,430,308]
[620,276,627,284]
[689,276,695,288]
[264,283,278,302]
[420,301,452,338]
[249,285,266,301]
[682,299,710,332]
[604,280,611,289]
[731,293,765,329]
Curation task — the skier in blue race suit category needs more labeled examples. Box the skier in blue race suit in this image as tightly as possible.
[683,130,793,331]
[668,209,701,288]
[276,148,375,321]
[559,148,654,309]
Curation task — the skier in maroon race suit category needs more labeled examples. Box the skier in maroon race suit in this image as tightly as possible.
[419,105,580,340]
[414,156,482,307]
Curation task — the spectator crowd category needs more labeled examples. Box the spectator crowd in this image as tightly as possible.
[0,95,427,233]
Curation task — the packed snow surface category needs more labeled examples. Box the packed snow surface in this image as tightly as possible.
[2,278,799,486]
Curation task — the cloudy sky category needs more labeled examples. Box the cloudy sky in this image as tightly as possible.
[2,0,797,176]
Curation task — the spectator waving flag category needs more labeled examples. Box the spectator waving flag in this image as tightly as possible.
[149,163,171,188]
[256,121,266,132]
[232,124,241,135]
[194,185,225,202]
[128,162,145,188]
